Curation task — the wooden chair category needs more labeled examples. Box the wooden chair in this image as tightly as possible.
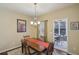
[23,35,30,39]
[21,35,31,54]
[21,39,28,54]
[43,42,54,55]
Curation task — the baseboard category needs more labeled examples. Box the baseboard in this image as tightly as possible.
[54,48,78,55]
[0,45,21,54]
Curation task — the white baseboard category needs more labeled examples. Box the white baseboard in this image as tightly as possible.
[0,45,21,53]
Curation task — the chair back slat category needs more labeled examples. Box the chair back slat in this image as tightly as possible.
[47,42,54,55]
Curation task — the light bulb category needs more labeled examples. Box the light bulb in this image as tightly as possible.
[31,21,33,24]
[34,22,37,25]
[37,21,40,24]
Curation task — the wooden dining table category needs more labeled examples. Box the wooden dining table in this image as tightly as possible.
[21,38,49,55]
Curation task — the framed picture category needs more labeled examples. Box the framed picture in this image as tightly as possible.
[70,22,79,30]
[17,19,26,32]
[78,22,79,29]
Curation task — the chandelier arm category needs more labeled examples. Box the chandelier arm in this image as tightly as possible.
[31,3,40,25]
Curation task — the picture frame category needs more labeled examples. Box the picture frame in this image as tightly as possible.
[17,19,26,32]
[70,22,79,30]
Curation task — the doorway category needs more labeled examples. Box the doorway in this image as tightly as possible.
[38,21,45,41]
[37,20,48,42]
[53,18,68,51]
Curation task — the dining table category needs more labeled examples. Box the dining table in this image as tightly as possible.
[21,38,49,55]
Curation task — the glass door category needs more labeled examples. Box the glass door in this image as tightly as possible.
[53,18,68,50]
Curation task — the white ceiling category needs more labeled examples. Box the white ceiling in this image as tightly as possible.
[0,3,75,16]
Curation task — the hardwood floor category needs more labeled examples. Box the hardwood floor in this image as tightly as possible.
[0,47,71,55]
[7,48,68,55]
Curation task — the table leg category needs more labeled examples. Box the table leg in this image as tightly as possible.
[28,46,31,55]
[25,46,27,54]
[21,43,24,53]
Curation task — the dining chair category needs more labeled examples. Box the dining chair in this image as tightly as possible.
[23,35,30,39]
[42,42,54,55]
[21,39,28,54]
[21,35,30,54]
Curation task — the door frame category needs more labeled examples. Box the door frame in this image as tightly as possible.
[37,20,48,42]
[53,18,68,50]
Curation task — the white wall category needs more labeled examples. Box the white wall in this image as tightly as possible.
[0,7,34,53]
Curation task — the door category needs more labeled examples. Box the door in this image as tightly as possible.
[53,18,68,50]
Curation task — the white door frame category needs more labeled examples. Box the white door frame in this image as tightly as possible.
[53,18,68,50]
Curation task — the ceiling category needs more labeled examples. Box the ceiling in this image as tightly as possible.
[0,3,75,16]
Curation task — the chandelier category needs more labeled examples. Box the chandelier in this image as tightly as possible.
[30,3,40,26]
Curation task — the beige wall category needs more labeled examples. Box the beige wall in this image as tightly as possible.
[39,4,79,54]
[0,7,36,53]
